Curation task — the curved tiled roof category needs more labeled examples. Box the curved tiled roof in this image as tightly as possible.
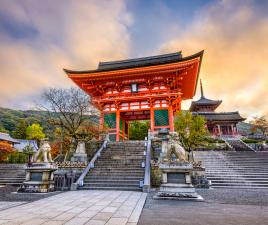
[192,111,245,122]
[97,52,182,70]
[63,51,204,74]
[191,97,222,105]
[0,132,20,144]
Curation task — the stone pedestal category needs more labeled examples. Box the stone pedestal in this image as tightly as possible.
[18,163,58,193]
[71,141,87,163]
[154,163,203,201]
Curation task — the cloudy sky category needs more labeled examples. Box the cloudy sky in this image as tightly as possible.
[0,0,268,119]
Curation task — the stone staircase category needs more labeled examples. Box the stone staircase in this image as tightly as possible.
[194,151,268,189]
[0,164,25,186]
[81,141,146,191]
[224,138,254,151]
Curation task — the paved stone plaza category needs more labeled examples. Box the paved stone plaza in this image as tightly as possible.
[0,191,147,225]
[1,189,268,225]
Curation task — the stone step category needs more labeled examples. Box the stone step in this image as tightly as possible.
[91,167,144,171]
[93,166,144,169]
[203,165,268,167]
[206,170,268,173]
[89,174,144,177]
[0,181,23,186]
[206,173,268,176]
[107,147,145,150]
[99,153,145,157]
[211,182,268,187]
[209,179,268,184]
[83,182,141,187]
[0,180,24,184]
[212,186,268,189]
[94,160,144,164]
[85,176,143,180]
[196,158,268,161]
[207,173,268,179]
[79,186,142,191]
[204,164,268,167]
[84,179,141,184]
[99,156,145,159]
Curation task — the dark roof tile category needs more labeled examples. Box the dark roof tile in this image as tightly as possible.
[192,112,245,121]
[97,52,182,70]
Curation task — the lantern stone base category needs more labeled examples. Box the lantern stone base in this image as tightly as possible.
[154,162,203,201]
[18,163,58,193]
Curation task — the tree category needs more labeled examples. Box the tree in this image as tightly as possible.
[129,121,150,140]
[251,116,268,136]
[0,126,8,133]
[26,124,45,145]
[174,111,208,160]
[40,87,98,159]
[0,142,14,161]
[12,119,28,139]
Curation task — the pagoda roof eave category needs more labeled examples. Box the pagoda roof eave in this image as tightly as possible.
[189,98,222,111]
[192,111,246,122]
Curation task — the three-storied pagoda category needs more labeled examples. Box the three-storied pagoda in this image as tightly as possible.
[64,51,203,141]
[190,81,245,136]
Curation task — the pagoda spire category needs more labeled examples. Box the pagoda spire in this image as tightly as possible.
[200,79,204,98]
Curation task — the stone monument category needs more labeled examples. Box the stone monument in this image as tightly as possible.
[71,140,87,163]
[18,139,58,193]
[154,132,203,201]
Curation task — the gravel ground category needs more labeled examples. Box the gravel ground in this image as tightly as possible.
[138,188,268,225]
[196,188,268,206]
[0,185,61,202]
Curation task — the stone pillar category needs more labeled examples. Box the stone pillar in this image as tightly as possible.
[116,110,120,142]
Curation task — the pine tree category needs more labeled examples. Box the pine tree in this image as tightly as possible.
[12,119,28,139]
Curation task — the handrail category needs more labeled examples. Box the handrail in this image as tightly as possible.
[70,135,109,190]
[143,130,151,193]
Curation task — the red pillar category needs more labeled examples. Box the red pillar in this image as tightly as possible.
[116,110,120,142]
[168,106,174,132]
[99,111,104,130]
[150,107,155,132]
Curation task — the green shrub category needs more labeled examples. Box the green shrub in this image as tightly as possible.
[242,138,258,143]
[7,151,27,164]
[203,137,224,143]
[151,166,162,187]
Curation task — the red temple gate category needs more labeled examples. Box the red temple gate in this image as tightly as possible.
[64,51,203,141]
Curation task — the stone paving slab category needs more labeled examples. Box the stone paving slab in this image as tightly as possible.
[0,201,26,211]
[0,190,147,225]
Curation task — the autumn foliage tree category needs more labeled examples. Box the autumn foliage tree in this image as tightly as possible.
[26,123,45,146]
[251,116,268,136]
[0,142,14,161]
[40,88,99,160]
